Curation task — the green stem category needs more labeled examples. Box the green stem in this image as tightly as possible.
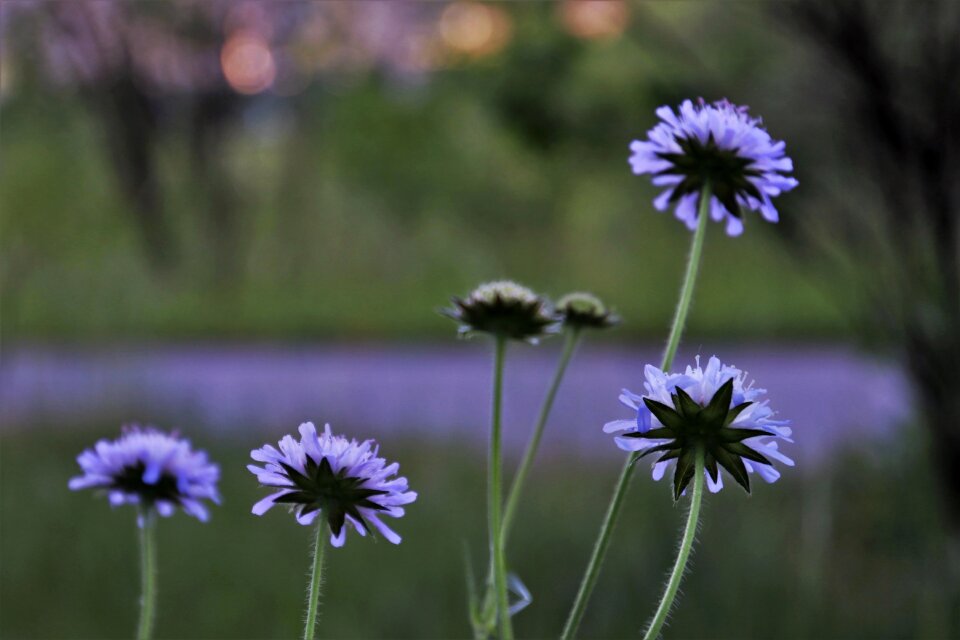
[560,185,712,639]
[489,336,513,639]
[478,329,582,636]
[136,509,157,640]
[303,520,328,640]
[503,327,581,541]
[643,451,705,640]
[660,185,712,372]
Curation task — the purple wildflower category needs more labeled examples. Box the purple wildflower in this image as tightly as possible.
[604,356,794,496]
[69,426,221,522]
[628,99,798,236]
[248,422,417,547]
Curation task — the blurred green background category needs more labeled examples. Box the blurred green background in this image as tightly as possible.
[3,2,960,639]
[0,1,843,343]
[3,428,957,639]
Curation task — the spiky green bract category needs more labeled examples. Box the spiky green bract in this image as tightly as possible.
[272,456,388,539]
[441,280,559,343]
[556,292,621,331]
[624,378,771,499]
[657,135,763,224]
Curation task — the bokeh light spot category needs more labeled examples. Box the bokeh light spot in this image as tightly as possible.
[560,0,629,40]
[221,31,276,95]
[439,2,512,58]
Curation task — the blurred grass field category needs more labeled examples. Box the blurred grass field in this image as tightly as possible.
[0,82,844,344]
[2,425,957,639]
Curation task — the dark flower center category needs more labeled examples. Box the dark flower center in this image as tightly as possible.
[443,295,557,341]
[656,135,764,218]
[274,456,388,537]
[112,462,182,504]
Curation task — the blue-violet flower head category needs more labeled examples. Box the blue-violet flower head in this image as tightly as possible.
[604,356,794,498]
[629,98,798,236]
[69,425,221,523]
[248,422,417,547]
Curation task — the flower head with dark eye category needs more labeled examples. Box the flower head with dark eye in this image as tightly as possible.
[69,426,221,523]
[441,280,559,343]
[604,356,794,499]
[629,99,798,236]
[556,292,620,331]
[249,422,417,547]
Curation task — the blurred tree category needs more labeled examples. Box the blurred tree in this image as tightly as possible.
[775,0,960,527]
[9,0,442,279]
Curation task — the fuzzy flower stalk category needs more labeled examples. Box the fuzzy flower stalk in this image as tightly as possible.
[607,357,794,639]
[69,426,220,640]
[248,422,416,640]
[504,292,618,538]
[562,99,797,639]
[473,292,619,635]
[442,280,558,639]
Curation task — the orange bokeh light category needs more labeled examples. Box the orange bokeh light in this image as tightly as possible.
[439,2,512,58]
[559,0,629,40]
[221,31,276,95]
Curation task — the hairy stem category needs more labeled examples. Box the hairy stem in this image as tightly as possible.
[643,451,705,640]
[660,185,712,372]
[136,509,157,640]
[503,327,581,540]
[479,328,581,635]
[489,336,513,639]
[561,185,712,638]
[303,520,328,640]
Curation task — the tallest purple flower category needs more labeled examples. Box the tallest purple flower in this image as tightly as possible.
[629,99,798,236]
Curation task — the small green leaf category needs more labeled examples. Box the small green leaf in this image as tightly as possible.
[704,452,719,483]
[272,491,315,505]
[672,449,697,501]
[345,503,372,534]
[725,442,772,466]
[673,387,702,418]
[352,487,390,500]
[637,443,679,459]
[327,504,347,536]
[317,457,335,482]
[642,398,686,430]
[717,427,770,443]
[630,427,678,441]
[277,462,314,490]
[299,503,321,516]
[701,378,734,425]
[713,447,751,493]
[723,401,754,426]
[356,498,389,512]
[656,449,681,464]
[723,402,753,427]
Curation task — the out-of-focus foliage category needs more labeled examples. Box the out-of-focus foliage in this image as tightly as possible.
[763,0,960,527]
[0,1,842,341]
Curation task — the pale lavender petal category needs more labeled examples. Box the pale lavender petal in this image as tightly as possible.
[252,490,293,516]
